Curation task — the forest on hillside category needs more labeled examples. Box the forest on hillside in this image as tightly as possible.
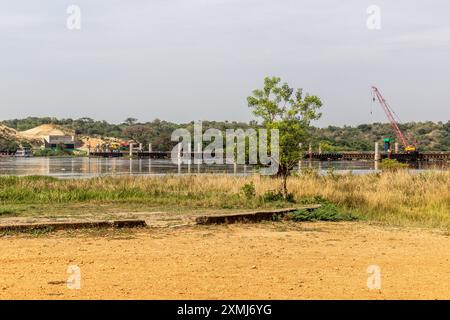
[1,117,449,152]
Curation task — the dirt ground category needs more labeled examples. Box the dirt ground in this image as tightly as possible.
[0,221,449,299]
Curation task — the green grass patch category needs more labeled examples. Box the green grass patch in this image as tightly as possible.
[286,196,356,222]
[0,208,18,216]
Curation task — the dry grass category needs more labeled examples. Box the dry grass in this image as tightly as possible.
[0,171,449,229]
[286,171,450,229]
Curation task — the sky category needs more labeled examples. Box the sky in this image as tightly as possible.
[0,0,449,127]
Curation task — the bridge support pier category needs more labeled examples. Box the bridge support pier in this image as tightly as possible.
[374,142,380,161]
[129,143,134,157]
[187,143,191,174]
[197,142,201,174]
[177,143,181,175]
[148,144,152,174]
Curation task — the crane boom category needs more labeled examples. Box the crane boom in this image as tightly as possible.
[371,86,415,152]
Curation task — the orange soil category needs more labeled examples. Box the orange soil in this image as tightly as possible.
[0,222,449,299]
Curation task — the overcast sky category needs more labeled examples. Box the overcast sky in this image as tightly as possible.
[1,0,449,126]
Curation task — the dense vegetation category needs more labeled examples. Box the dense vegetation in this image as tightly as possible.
[312,121,450,151]
[1,117,449,151]
[0,138,19,153]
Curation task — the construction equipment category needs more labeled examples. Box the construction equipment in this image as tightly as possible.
[383,137,392,152]
[109,142,121,151]
[371,86,417,152]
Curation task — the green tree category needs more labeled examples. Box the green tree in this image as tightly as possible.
[123,125,154,148]
[247,76,322,198]
[124,118,138,126]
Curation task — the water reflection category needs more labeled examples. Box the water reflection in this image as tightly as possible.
[0,157,447,179]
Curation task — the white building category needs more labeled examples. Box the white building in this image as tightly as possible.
[43,135,75,149]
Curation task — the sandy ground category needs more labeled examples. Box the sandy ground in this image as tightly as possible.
[19,124,71,139]
[0,221,449,300]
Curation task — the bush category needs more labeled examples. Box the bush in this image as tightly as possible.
[262,190,283,202]
[241,182,256,199]
[33,148,75,157]
[379,159,409,171]
[262,190,295,203]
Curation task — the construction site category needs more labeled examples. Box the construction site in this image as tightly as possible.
[2,87,448,165]
[2,0,450,307]
[86,87,449,164]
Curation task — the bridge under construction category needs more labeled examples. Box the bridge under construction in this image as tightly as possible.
[88,150,450,162]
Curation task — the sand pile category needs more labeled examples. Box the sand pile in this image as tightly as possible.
[0,124,42,147]
[1,123,124,150]
[0,125,18,140]
[79,136,125,151]
[19,124,74,139]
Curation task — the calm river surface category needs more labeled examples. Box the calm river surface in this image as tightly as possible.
[0,157,447,179]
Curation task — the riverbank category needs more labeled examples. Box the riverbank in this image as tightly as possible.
[0,171,449,229]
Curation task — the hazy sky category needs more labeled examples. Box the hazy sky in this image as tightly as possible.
[1,0,449,126]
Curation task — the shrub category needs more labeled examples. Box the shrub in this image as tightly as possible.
[262,190,295,203]
[262,190,282,202]
[241,182,256,199]
[379,159,409,171]
[287,197,356,222]
[33,148,74,157]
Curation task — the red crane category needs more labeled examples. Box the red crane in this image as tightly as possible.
[371,86,416,152]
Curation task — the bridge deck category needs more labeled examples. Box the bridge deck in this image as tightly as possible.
[88,151,450,162]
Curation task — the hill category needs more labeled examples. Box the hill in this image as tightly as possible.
[0,125,35,152]
[0,124,18,141]
[312,121,450,152]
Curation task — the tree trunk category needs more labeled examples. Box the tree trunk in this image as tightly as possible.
[278,164,292,200]
[281,171,289,200]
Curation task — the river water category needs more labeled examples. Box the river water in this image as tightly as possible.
[0,157,447,179]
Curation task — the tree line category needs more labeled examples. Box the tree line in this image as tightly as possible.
[1,117,448,152]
